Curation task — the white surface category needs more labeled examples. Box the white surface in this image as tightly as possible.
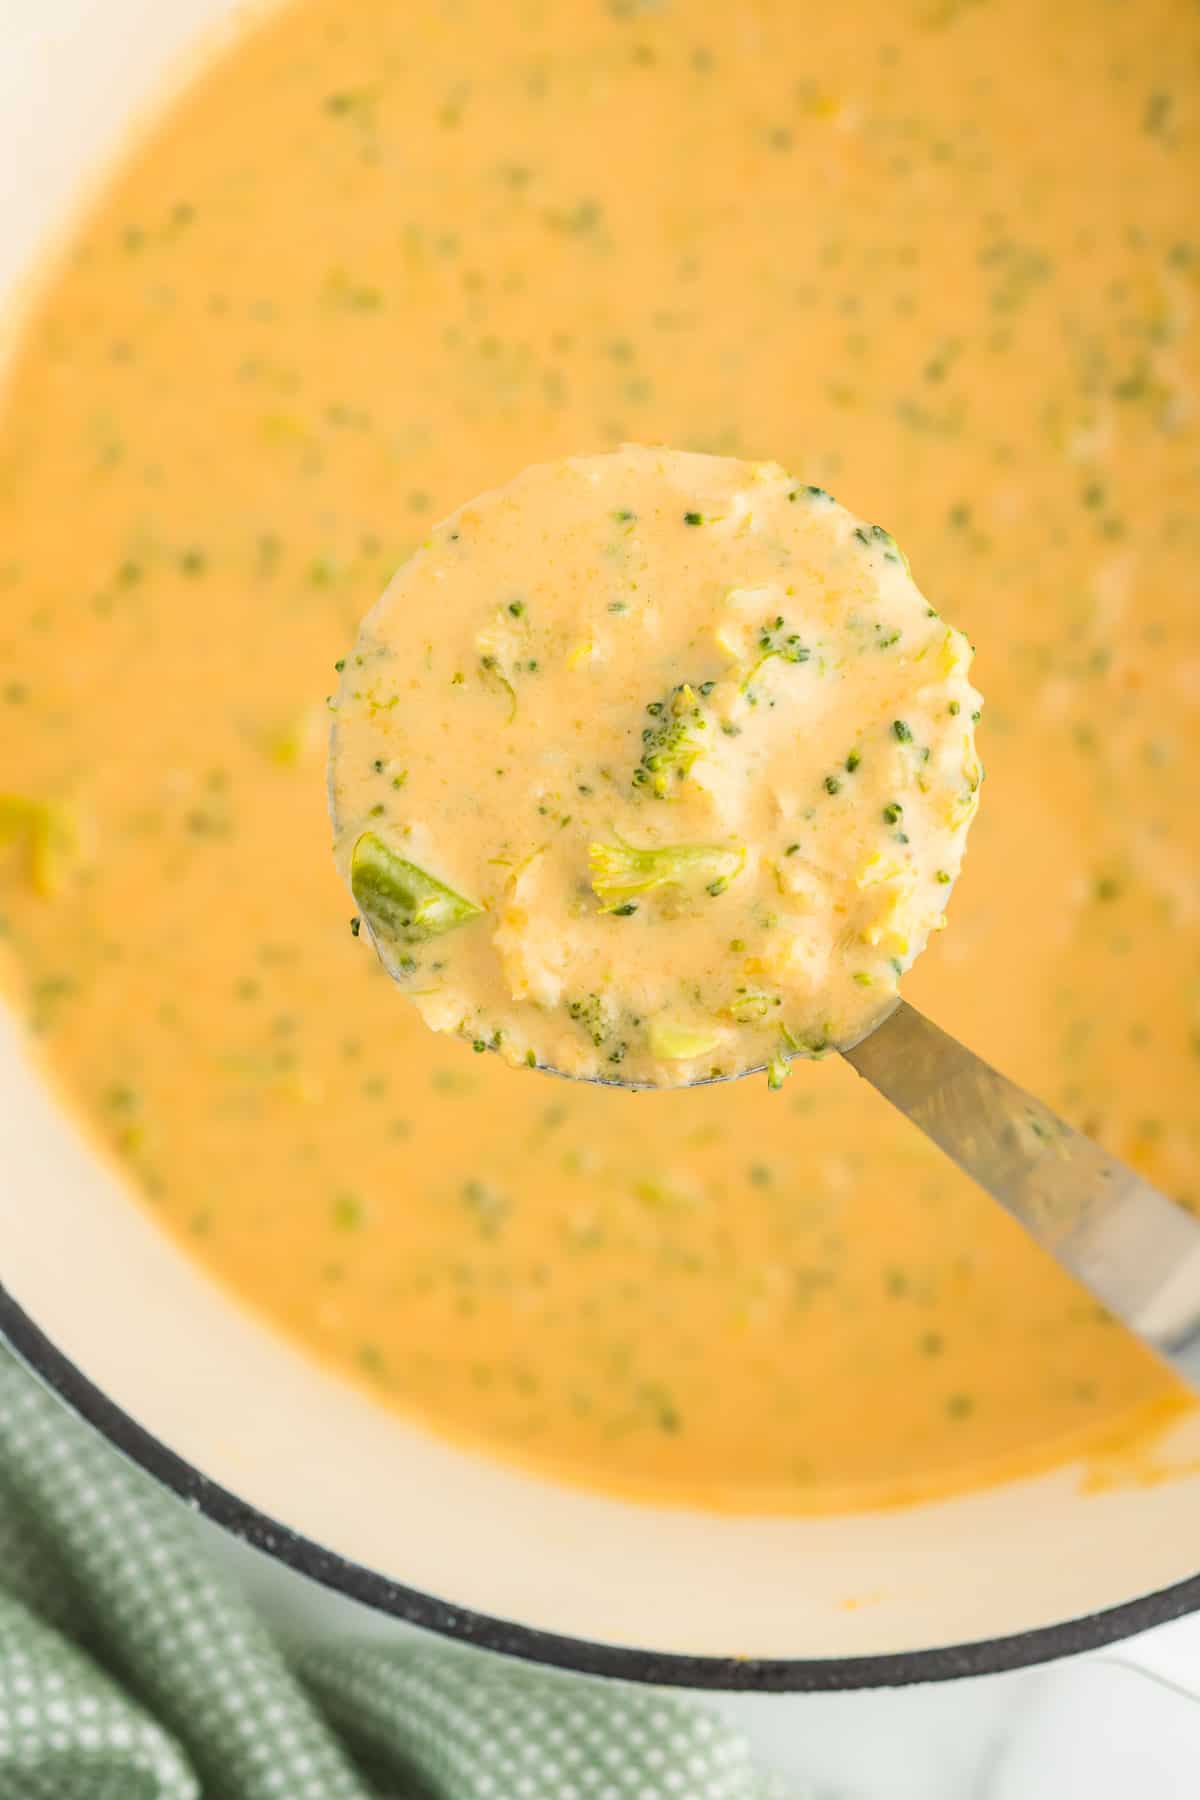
[712,1639,1200,1798]
[3,0,1200,1674]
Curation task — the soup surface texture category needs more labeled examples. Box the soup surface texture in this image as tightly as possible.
[331,446,981,1088]
[0,0,1197,1512]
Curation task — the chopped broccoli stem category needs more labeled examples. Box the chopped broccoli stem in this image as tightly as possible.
[633,682,711,796]
[589,837,746,912]
[648,1019,722,1060]
[727,988,781,1023]
[350,832,483,945]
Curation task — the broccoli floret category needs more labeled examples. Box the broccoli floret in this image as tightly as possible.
[633,683,711,796]
[350,831,483,944]
[742,616,811,694]
[566,992,631,1066]
[588,837,746,912]
[567,992,616,1046]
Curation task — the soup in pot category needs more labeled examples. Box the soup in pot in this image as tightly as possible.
[0,0,1196,1512]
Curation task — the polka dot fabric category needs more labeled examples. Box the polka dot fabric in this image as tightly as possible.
[0,1591,196,1800]
[0,1352,801,1800]
[0,1354,363,1800]
[301,1640,789,1800]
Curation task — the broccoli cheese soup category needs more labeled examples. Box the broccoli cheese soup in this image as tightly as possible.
[330,447,981,1087]
[0,0,1196,1512]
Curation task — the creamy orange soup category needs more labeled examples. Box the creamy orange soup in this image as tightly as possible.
[331,446,981,1087]
[0,0,1197,1512]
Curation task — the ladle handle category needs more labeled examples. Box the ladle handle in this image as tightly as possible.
[842,1001,1200,1387]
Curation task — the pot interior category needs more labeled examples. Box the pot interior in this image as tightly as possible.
[1,0,1198,1680]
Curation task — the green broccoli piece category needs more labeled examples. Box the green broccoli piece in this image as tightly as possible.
[633,683,711,796]
[727,988,782,1024]
[742,616,811,693]
[648,1019,723,1061]
[588,837,745,912]
[350,831,483,944]
[565,992,631,1066]
[567,992,616,1046]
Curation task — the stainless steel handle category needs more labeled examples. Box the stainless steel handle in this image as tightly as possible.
[843,1001,1200,1386]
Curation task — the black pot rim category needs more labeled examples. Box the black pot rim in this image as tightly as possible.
[4,1280,1198,1691]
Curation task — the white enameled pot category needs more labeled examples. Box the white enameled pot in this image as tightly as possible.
[2,0,1199,1692]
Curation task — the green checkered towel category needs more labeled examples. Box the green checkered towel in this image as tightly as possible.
[0,1350,797,1799]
